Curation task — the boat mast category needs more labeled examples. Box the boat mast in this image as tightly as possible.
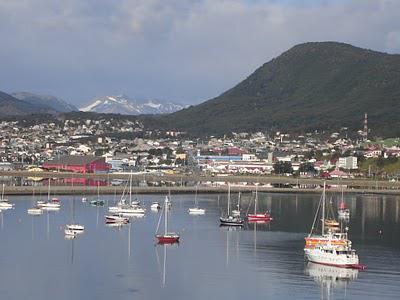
[164,196,168,234]
[195,184,198,206]
[322,181,326,235]
[47,179,51,202]
[255,186,258,214]
[155,199,164,235]
[129,171,133,205]
[341,184,344,204]
[97,181,100,201]
[227,183,231,216]
[72,180,75,223]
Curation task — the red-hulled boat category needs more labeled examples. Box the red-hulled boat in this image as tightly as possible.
[247,213,273,222]
[155,196,180,244]
[156,233,180,244]
[246,188,273,222]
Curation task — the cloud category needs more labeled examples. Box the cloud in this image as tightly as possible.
[0,0,400,105]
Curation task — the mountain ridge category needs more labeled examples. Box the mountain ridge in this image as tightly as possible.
[12,92,78,112]
[0,91,58,116]
[162,41,400,137]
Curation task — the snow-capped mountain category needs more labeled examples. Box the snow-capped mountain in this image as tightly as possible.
[80,95,186,115]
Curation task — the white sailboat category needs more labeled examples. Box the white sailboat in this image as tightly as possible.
[38,180,60,210]
[65,185,84,236]
[188,185,205,215]
[304,182,365,269]
[305,182,349,249]
[27,185,42,215]
[0,184,14,209]
[108,172,146,215]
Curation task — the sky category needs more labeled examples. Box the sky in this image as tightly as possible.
[1,0,400,107]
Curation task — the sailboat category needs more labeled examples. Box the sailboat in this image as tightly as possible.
[155,196,180,244]
[65,185,85,236]
[27,185,43,215]
[304,182,366,269]
[108,173,146,215]
[188,185,205,215]
[220,184,244,226]
[338,186,350,219]
[105,214,129,224]
[305,182,350,249]
[90,181,105,206]
[0,183,14,209]
[37,180,60,210]
[246,187,272,222]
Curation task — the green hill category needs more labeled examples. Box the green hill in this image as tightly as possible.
[163,42,400,136]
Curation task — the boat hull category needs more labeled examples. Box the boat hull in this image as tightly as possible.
[0,202,14,209]
[156,234,180,244]
[105,215,129,223]
[219,217,244,226]
[246,214,272,222]
[66,224,84,231]
[305,248,359,268]
[27,208,43,215]
[38,202,60,209]
[188,208,205,215]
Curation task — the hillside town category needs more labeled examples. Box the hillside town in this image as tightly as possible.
[0,115,399,180]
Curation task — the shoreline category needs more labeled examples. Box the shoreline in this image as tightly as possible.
[2,185,400,196]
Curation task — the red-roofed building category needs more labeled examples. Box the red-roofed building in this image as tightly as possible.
[43,155,110,173]
[329,168,350,178]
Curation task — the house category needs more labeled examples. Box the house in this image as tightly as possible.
[329,168,350,178]
[43,155,110,173]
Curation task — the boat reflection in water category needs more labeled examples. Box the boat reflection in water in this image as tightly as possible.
[305,262,359,299]
[155,243,178,288]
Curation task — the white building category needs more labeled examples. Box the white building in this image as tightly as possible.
[338,156,358,170]
[242,154,257,161]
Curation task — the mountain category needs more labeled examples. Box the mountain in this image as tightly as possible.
[80,95,186,115]
[0,90,57,116]
[12,92,78,112]
[163,42,400,137]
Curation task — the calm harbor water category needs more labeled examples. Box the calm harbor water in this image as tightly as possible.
[0,192,399,300]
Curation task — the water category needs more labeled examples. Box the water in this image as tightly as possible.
[0,192,399,299]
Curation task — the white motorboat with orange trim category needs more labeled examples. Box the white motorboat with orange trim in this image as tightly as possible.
[304,182,350,249]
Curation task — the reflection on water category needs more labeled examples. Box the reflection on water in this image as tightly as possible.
[0,193,399,299]
[305,262,358,300]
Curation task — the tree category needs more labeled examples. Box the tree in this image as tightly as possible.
[273,161,293,175]
[299,162,316,173]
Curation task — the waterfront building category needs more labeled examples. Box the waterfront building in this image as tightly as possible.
[43,155,111,173]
